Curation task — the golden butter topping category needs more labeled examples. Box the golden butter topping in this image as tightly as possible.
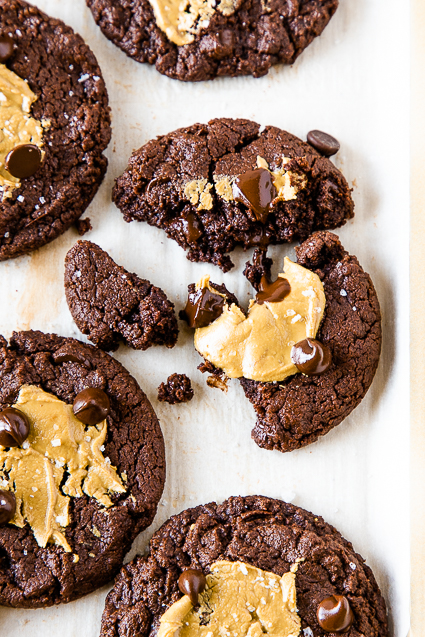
[158,560,301,637]
[0,64,46,199]
[194,258,326,382]
[0,385,125,552]
[148,0,238,46]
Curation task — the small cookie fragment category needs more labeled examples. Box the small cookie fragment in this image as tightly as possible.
[65,241,178,352]
[74,218,93,236]
[157,374,194,404]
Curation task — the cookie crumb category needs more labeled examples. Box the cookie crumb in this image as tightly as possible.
[157,374,194,404]
[198,361,229,392]
[74,218,93,236]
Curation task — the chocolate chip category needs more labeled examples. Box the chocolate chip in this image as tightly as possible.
[178,569,206,606]
[233,168,277,223]
[317,595,354,632]
[307,130,340,157]
[182,287,225,328]
[73,388,110,425]
[5,144,42,179]
[291,338,332,375]
[0,407,30,447]
[52,346,92,367]
[256,275,291,304]
[0,36,14,63]
[0,490,16,525]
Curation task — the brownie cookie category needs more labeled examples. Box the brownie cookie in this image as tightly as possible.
[113,119,353,272]
[0,330,165,608]
[64,241,179,352]
[157,373,194,404]
[86,0,339,82]
[0,0,111,261]
[187,231,381,452]
[100,495,388,637]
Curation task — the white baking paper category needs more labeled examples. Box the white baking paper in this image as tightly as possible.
[0,0,410,635]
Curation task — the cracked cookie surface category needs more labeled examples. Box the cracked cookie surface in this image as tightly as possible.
[0,330,165,608]
[0,0,111,261]
[113,119,354,272]
[86,0,339,81]
[64,241,179,352]
[196,231,381,451]
[99,495,388,637]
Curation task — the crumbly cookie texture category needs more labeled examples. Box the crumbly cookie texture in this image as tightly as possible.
[113,119,354,272]
[195,231,381,452]
[99,495,388,637]
[0,0,111,261]
[157,374,194,404]
[65,241,178,352]
[0,330,165,608]
[86,0,339,81]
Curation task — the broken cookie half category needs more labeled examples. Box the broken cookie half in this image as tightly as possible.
[113,119,354,272]
[181,231,382,453]
[65,240,178,352]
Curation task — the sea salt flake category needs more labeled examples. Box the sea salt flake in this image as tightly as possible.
[340,289,347,297]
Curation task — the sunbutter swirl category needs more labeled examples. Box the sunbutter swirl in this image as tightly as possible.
[194,258,326,383]
[158,560,301,637]
[0,385,125,552]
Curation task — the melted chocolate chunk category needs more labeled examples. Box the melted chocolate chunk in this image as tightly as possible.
[182,287,225,329]
[233,168,277,223]
[0,35,14,63]
[52,347,92,366]
[307,130,340,157]
[0,490,16,525]
[5,144,42,179]
[256,275,290,304]
[0,407,30,447]
[181,212,203,242]
[178,569,206,606]
[317,595,354,632]
[73,388,110,425]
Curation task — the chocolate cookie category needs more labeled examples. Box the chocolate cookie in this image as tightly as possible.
[0,330,165,608]
[113,119,353,272]
[191,231,381,452]
[100,495,388,637]
[0,0,111,261]
[64,241,179,352]
[86,0,339,82]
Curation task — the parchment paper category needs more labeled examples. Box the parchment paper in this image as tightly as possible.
[0,0,410,635]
